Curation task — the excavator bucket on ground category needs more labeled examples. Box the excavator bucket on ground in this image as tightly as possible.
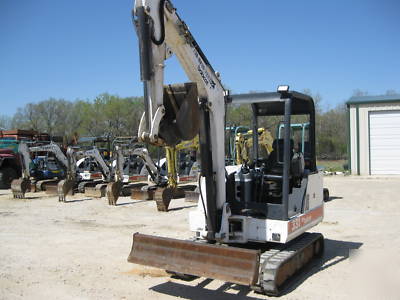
[106,181,123,206]
[57,179,75,202]
[11,178,31,199]
[128,233,260,286]
[154,187,185,212]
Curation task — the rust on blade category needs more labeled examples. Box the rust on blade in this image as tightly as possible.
[127,233,260,286]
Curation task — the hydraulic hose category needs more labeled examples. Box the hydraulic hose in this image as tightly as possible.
[151,0,166,45]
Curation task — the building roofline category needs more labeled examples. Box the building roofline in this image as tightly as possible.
[347,94,400,106]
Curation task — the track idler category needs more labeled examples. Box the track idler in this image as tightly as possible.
[57,179,75,202]
[11,178,31,199]
[107,181,123,206]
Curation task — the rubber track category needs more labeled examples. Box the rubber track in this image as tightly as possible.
[253,232,324,296]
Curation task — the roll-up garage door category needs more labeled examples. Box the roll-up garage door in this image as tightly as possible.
[369,110,400,175]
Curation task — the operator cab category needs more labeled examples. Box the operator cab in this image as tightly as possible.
[227,88,317,220]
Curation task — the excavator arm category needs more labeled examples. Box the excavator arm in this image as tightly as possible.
[132,147,166,186]
[57,147,78,202]
[106,145,126,206]
[29,142,68,168]
[80,148,111,182]
[134,0,227,239]
[17,142,31,179]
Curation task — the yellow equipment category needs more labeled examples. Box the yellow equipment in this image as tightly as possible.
[235,128,273,165]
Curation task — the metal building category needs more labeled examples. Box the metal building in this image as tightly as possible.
[347,95,400,175]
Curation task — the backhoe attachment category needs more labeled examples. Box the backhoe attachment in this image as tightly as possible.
[106,181,123,206]
[57,179,75,202]
[158,83,200,146]
[11,178,31,199]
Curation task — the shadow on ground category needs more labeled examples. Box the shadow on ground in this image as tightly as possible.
[117,200,148,206]
[167,204,197,212]
[65,198,93,203]
[149,238,362,299]
[280,239,363,295]
[325,196,343,202]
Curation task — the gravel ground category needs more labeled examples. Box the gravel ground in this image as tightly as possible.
[1,176,399,300]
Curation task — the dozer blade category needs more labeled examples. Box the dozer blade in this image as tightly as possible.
[11,178,31,199]
[57,179,75,202]
[36,179,58,192]
[106,181,123,206]
[128,233,260,286]
[85,183,107,198]
[131,188,154,200]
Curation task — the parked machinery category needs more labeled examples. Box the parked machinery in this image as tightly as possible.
[11,142,68,198]
[127,0,325,295]
[57,147,78,202]
[106,137,157,206]
[0,140,22,189]
[157,135,200,209]
[78,147,113,198]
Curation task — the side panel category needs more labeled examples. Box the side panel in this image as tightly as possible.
[305,172,323,210]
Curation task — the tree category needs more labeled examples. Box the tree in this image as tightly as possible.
[0,115,11,130]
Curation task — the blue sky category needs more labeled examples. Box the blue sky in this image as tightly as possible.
[1,0,399,115]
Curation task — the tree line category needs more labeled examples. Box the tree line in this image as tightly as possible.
[2,94,144,142]
[1,91,351,160]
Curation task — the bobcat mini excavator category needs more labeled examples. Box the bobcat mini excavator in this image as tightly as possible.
[11,142,69,198]
[128,0,325,295]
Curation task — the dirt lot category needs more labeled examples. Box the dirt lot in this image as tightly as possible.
[1,176,400,300]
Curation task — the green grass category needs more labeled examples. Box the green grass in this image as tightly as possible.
[317,159,347,172]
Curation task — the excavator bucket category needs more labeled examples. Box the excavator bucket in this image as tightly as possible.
[57,179,75,202]
[11,178,31,199]
[106,181,123,206]
[153,187,186,212]
[159,83,200,145]
[128,233,260,286]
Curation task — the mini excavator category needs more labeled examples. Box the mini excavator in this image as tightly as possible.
[11,142,68,198]
[127,0,325,295]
